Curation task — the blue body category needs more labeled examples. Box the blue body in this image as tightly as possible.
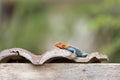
[66,46,87,57]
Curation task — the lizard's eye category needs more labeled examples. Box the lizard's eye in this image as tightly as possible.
[62,44,66,48]
[62,44,69,48]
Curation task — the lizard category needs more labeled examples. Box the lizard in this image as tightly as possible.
[55,42,88,57]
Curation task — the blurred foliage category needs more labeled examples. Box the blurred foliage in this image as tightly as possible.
[1,1,50,54]
[67,0,120,62]
[87,0,120,62]
[0,0,120,62]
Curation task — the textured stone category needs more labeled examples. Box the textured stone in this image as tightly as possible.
[0,63,120,80]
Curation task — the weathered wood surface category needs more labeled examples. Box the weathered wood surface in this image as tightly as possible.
[0,63,120,80]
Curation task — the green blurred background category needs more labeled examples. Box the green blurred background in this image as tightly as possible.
[0,0,120,62]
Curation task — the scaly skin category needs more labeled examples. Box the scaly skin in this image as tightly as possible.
[55,42,88,57]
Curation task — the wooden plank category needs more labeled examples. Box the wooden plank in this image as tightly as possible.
[0,63,120,80]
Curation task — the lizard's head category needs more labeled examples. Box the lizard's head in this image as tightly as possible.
[55,42,69,49]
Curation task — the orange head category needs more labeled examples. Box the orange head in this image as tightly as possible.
[55,42,69,49]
